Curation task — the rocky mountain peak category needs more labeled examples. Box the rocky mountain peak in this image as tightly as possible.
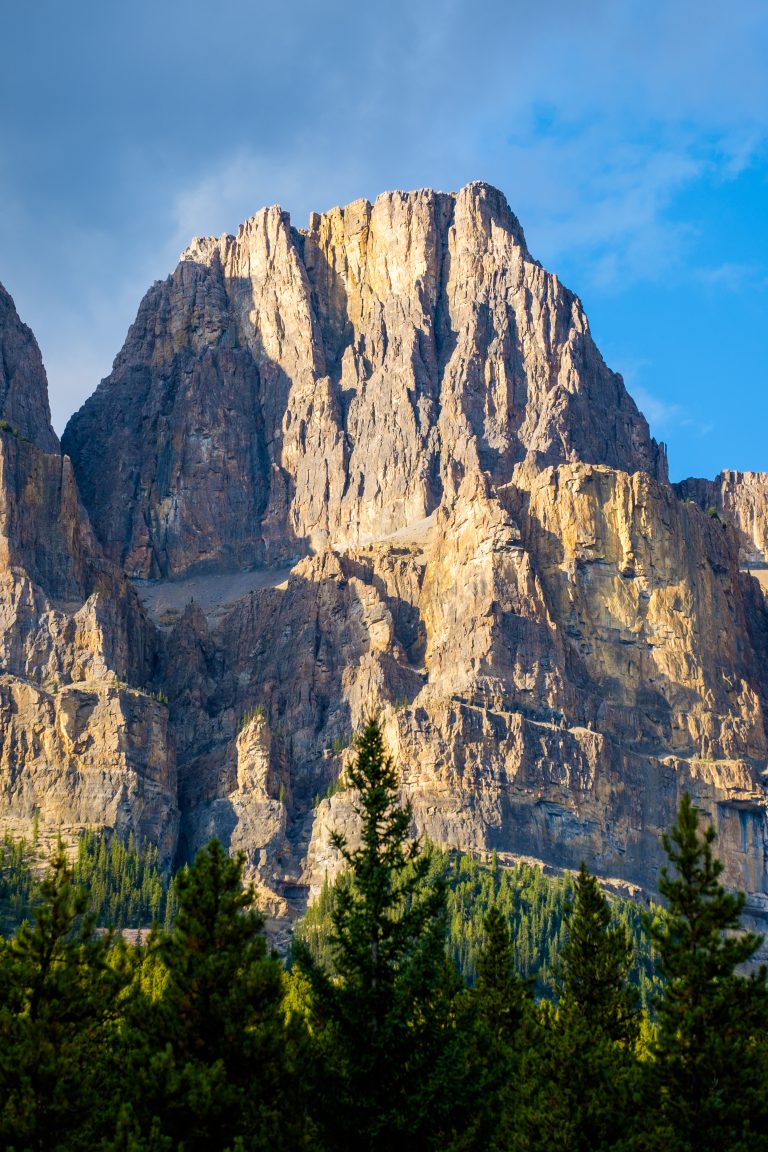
[2,184,768,926]
[62,182,666,580]
[0,284,59,454]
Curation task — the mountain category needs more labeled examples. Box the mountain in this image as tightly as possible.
[62,183,665,579]
[0,284,178,860]
[1,183,767,926]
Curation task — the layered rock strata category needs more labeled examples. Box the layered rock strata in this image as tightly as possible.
[677,472,768,569]
[63,183,666,579]
[0,285,178,862]
[1,185,767,926]
[154,459,768,914]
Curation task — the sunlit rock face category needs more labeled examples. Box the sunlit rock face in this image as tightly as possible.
[677,471,768,568]
[2,186,768,927]
[0,283,178,864]
[62,183,665,580]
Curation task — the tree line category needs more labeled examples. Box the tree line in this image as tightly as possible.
[1,716,767,1149]
[1,827,176,934]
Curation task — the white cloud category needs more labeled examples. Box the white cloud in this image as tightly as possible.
[697,262,767,291]
[632,387,713,440]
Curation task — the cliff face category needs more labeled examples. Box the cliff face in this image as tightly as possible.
[677,472,768,569]
[0,286,178,861]
[62,183,665,579]
[0,284,59,454]
[154,458,768,913]
[1,187,768,922]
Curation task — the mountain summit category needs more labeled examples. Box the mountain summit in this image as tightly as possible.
[63,183,665,579]
[0,184,766,925]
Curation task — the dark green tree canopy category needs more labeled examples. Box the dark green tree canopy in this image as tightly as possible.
[648,792,768,1152]
[558,862,639,1045]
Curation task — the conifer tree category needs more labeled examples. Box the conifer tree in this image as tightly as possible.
[647,793,768,1151]
[559,863,639,1044]
[476,904,528,1041]
[446,906,530,1152]
[519,863,640,1152]
[132,839,304,1151]
[0,844,132,1149]
[299,714,459,1150]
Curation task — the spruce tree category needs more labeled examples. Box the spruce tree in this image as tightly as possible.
[647,793,768,1151]
[445,906,530,1152]
[299,715,459,1151]
[131,839,304,1151]
[559,863,639,1044]
[476,905,528,1041]
[519,863,640,1152]
[0,844,132,1149]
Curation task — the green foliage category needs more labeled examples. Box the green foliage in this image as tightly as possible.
[324,773,348,800]
[1,828,177,938]
[0,844,135,1149]
[299,847,662,1008]
[1,785,768,1150]
[73,828,177,930]
[445,906,531,1151]
[518,863,642,1152]
[558,863,639,1043]
[296,715,461,1149]
[0,834,37,935]
[645,793,768,1150]
[130,839,303,1151]
[239,703,264,730]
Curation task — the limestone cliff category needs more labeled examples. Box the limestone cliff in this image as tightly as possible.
[677,472,768,569]
[62,183,665,579]
[154,459,768,914]
[1,186,768,926]
[0,284,178,861]
[0,284,59,454]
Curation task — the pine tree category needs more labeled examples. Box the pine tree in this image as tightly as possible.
[130,839,304,1151]
[519,863,641,1152]
[298,715,459,1151]
[647,793,768,1151]
[0,843,133,1149]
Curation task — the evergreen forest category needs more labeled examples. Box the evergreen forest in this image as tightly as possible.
[1,717,767,1150]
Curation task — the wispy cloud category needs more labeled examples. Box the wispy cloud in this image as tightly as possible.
[697,262,768,291]
[2,0,768,451]
[632,387,713,440]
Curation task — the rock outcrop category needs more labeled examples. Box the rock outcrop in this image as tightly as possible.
[678,472,768,569]
[0,284,59,454]
[2,186,768,926]
[63,183,665,579]
[0,284,178,862]
[153,457,768,912]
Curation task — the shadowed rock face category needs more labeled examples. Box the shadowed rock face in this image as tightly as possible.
[677,472,768,569]
[0,284,59,454]
[2,189,768,927]
[62,183,665,579]
[0,284,179,863]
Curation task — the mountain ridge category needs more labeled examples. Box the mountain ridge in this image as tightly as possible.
[0,182,766,929]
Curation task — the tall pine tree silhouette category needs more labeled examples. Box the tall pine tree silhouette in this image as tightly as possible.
[300,714,459,1151]
[648,793,768,1151]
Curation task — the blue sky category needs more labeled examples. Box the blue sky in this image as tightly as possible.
[1,0,766,481]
